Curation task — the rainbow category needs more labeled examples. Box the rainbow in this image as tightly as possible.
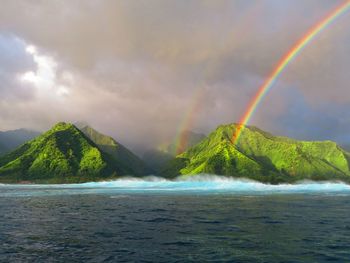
[232,0,350,144]
[173,88,204,155]
[173,3,263,155]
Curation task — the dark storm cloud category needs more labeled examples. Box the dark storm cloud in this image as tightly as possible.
[0,0,349,150]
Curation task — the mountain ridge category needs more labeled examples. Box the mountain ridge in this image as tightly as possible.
[0,129,41,156]
[160,123,350,183]
[78,125,151,175]
[0,123,143,183]
[1,122,350,184]
[142,130,206,172]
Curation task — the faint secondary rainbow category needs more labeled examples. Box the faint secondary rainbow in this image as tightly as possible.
[173,3,263,155]
[232,0,350,144]
[173,88,204,155]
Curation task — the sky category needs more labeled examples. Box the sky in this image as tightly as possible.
[0,0,350,152]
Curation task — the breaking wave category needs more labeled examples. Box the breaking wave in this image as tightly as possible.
[1,174,350,197]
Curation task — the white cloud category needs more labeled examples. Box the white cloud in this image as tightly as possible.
[0,1,349,148]
[57,85,70,96]
[20,44,72,97]
[25,45,36,55]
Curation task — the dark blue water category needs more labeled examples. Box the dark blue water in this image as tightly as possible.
[1,178,350,262]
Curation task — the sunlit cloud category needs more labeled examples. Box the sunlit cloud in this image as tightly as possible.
[20,45,71,97]
[25,45,36,55]
[0,0,349,150]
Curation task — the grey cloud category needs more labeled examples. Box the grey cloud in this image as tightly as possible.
[0,0,349,150]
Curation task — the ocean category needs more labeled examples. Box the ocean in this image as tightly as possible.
[1,175,350,262]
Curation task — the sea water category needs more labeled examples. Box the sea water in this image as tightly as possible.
[1,175,350,262]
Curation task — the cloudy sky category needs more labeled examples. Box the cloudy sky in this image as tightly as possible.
[0,0,349,151]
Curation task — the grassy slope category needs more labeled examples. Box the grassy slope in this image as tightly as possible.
[0,123,133,183]
[79,125,151,175]
[161,124,350,183]
[143,130,207,172]
[166,130,207,155]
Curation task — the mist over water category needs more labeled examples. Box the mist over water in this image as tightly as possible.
[1,174,350,197]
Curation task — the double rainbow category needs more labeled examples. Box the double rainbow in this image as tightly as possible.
[232,0,350,144]
[173,3,263,155]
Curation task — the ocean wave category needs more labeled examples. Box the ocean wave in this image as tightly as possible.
[1,174,350,195]
[80,175,350,193]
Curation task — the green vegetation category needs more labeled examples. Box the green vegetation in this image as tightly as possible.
[143,130,206,172]
[161,124,350,183]
[2,122,350,184]
[0,122,142,183]
[79,125,151,175]
[167,130,207,155]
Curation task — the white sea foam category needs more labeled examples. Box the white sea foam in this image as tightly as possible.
[1,174,350,195]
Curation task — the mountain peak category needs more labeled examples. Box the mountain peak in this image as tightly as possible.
[0,122,146,183]
[161,123,350,183]
[73,121,90,129]
[51,122,75,131]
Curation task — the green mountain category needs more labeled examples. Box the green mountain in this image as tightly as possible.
[0,122,142,183]
[78,125,151,175]
[0,129,41,156]
[143,130,206,171]
[167,130,207,155]
[161,124,350,183]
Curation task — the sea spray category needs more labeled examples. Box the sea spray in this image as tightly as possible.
[1,174,350,197]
